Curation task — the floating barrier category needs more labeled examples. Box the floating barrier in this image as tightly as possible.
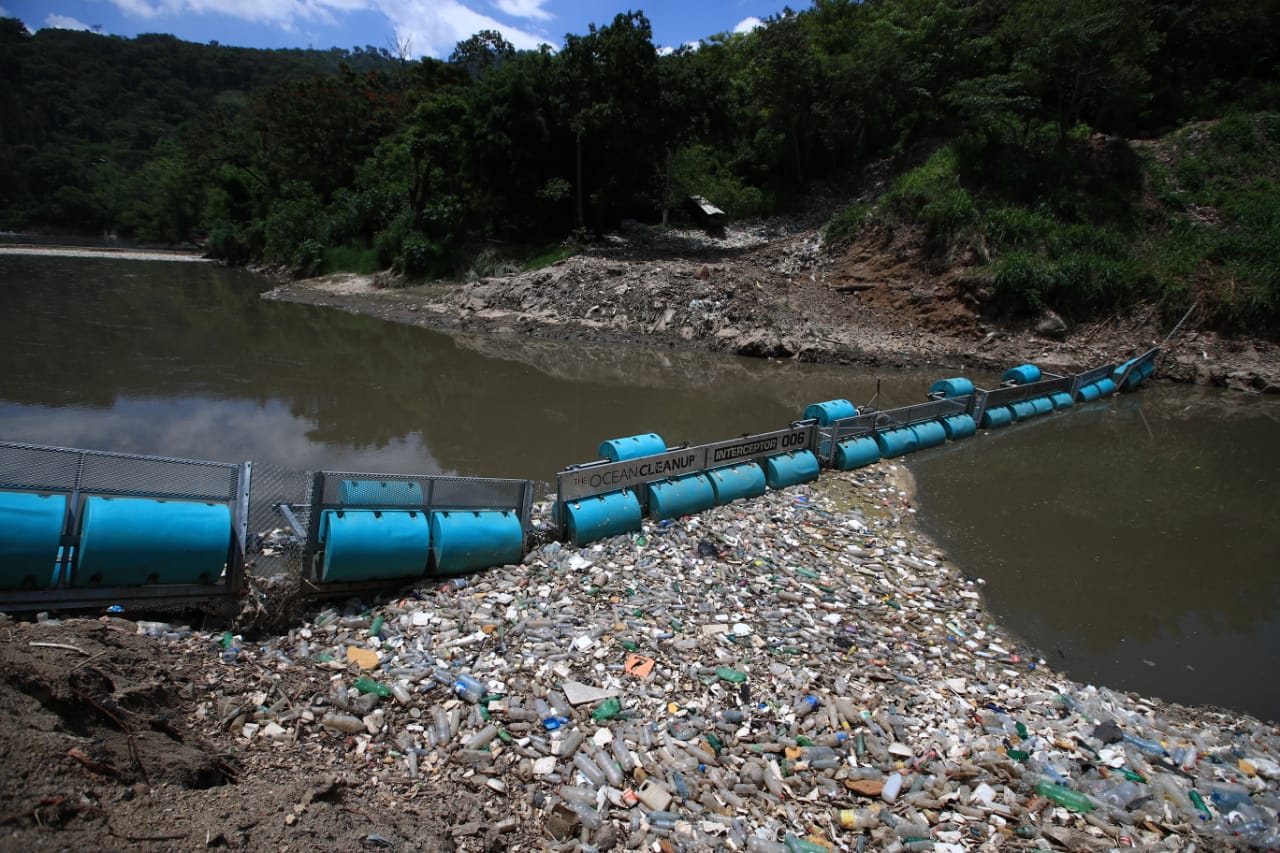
[0,491,66,588]
[1,347,1161,610]
[941,414,976,440]
[565,490,643,546]
[1114,358,1156,391]
[929,377,975,398]
[599,433,666,462]
[431,509,523,575]
[910,420,948,450]
[647,473,717,521]
[875,427,919,458]
[802,399,857,426]
[319,509,429,583]
[708,463,767,506]
[1003,364,1042,385]
[75,497,232,587]
[834,436,880,470]
[763,450,820,489]
[981,406,1014,428]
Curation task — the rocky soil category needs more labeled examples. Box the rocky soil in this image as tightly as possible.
[263,217,1280,395]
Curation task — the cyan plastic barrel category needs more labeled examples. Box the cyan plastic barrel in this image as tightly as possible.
[1010,399,1040,420]
[980,406,1014,428]
[929,377,975,398]
[318,509,430,583]
[430,509,523,575]
[339,479,423,507]
[763,450,820,489]
[0,491,66,589]
[1077,382,1102,402]
[874,427,918,458]
[941,414,976,440]
[1029,396,1054,415]
[1094,377,1117,396]
[1114,359,1155,390]
[1003,364,1042,385]
[599,433,666,462]
[708,463,767,506]
[648,473,716,520]
[802,399,857,426]
[834,436,880,470]
[1049,391,1074,409]
[75,497,231,587]
[565,490,642,546]
[911,420,947,449]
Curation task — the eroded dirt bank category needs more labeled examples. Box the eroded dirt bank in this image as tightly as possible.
[263,220,1280,394]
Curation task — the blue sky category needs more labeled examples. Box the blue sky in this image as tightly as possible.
[3,0,786,59]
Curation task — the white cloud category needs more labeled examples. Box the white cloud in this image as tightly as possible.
[108,0,366,29]
[656,45,673,56]
[103,0,551,58]
[45,13,93,30]
[733,16,762,33]
[376,0,548,57]
[491,0,550,22]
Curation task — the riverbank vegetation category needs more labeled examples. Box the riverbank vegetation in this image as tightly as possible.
[1,1,1277,335]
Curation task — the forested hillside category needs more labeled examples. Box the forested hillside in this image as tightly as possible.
[2,1,1278,335]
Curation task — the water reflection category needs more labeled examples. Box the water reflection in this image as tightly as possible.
[0,255,936,481]
[908,387,1280,721]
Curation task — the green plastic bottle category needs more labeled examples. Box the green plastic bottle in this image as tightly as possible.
[354,677,391,697]
[716,666,747,683]
[1036,779,1095,812]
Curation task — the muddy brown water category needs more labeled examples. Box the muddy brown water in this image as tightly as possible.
[1,254,1277,721]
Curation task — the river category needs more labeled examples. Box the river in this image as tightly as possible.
[1,252,1277,721]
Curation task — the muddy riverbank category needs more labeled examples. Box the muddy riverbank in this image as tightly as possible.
[262,220,1280,395]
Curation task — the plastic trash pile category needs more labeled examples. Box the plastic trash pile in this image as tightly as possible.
[155,464,1278,851]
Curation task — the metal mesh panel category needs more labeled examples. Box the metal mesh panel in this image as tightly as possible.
[0,443,91,492]
[0,441,240,501]
[314,471,529,510]
[244,462,312,578]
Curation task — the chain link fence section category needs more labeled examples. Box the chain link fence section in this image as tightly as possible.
[243,461,310,580]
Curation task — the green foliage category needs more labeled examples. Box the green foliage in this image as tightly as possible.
[823,205,869,246]
[876,147,978,250]
[523,244,577,271]
[322,245,382,275]
[395,233,447,278]
[671,144,766,220]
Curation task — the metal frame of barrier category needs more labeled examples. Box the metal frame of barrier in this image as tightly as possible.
[291,470,535,595]
[554,423,816,531]
[816,398,973,466]
[0,441,250,612]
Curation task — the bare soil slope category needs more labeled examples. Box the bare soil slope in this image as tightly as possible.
[265,218,1280,393]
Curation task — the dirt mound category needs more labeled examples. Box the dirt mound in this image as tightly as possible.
[0,617,479,851]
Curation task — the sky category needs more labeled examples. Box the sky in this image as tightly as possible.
[2,0,787,59]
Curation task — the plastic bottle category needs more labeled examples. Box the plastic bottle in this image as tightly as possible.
[1036,779,1096,812]
[793,696,818,718]
[454,673,485,703]
[881,771,903,803]
[320,712,366,734]
[354,677,391,697]
[573,751,607,787]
